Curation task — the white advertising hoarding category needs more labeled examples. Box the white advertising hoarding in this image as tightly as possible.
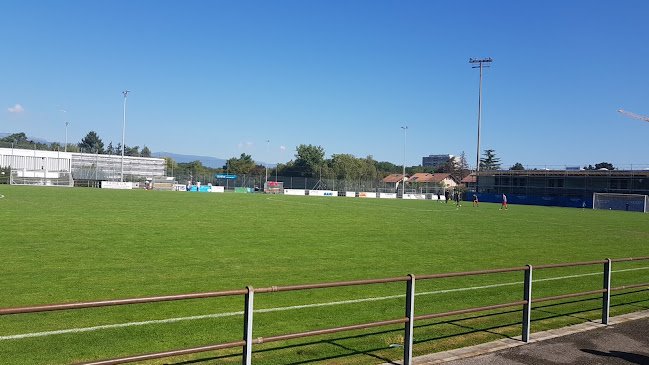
[359,192,377,198]
[101,181,133,190]
[308,190,338,197]
[403,194,427,200]
[380,193,397,199]
[345,191,356,197]
[284,189,306,196]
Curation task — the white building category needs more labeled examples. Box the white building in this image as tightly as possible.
[422,154,458,168]
[0,147,166,182]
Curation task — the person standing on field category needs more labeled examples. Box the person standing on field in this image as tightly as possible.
[500,193,508,210]
[473,194,479,207]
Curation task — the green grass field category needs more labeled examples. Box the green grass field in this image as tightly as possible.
[0,185,648,365]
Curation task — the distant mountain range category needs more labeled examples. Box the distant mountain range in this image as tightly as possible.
[153,152,227,168]
[152,152,277,169]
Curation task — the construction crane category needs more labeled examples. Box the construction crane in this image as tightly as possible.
[618,109,649,122]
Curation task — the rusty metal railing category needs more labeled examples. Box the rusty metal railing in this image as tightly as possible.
[1,257,648,365]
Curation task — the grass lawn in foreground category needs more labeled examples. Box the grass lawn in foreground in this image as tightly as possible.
[0,185,647,364]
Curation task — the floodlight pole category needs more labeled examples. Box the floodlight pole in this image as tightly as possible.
[401,126,408,197]
[470,57,492,173]
[121,90,130,182]
[265,140,270,183]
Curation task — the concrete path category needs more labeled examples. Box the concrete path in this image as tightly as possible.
[388,310,649,365]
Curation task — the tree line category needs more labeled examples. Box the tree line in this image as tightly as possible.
[0,132,151,157]
[1,132,618,180]
[167,144,475,183]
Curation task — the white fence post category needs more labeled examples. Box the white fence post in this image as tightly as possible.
[404,274,415,365]
[243,286,254,365]
[602,258,612,324]
[522,265,532,342]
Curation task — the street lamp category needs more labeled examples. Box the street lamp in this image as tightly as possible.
[265,140,270,183]
[469,57,492,173]
[401,126,408,197]
[61,110,68,152]
[65,122,69,152]
[121,90,130,182]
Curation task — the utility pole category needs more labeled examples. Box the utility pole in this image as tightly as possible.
[469,57,492,173]
[401,126,408,197]
[121,90,130,182]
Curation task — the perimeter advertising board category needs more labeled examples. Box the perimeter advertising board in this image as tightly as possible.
[308,190,338,197]
[359,192,377,198]
[101,181,132,190]
[403,193,426,200]
[284,189,306,195]
[379,193,397,199]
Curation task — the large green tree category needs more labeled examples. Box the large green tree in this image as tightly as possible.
[595,162,615,170]
[78,131,104,154]
[328,154,361,179]
[124,145,140,156]
[510,162,525,170]
[294,144,325,177]
[106,142,115,155]
[1,132,29,144]
[223,153,260,175]
[140,146,151,157]
[454,151,471,180]
[479,149,501,170]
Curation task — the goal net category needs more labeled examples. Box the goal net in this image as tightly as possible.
[593,193,649,213]
[10,170,74,187]
[152,176,177,191]
[264,181,284,194]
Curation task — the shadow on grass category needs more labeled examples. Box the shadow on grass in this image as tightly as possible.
[165,290,648,365]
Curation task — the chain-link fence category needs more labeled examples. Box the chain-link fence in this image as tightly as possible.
[177,174,448,194]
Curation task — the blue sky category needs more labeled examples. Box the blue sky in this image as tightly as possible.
[2,1,648,169]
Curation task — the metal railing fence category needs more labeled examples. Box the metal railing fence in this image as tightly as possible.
[1,257,648,365]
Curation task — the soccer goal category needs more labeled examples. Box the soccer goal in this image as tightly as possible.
[593,193,649,213]
[10,170,74,187]
[264,181,284,194]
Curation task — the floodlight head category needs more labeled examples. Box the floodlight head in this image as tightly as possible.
[469,57,493,64]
